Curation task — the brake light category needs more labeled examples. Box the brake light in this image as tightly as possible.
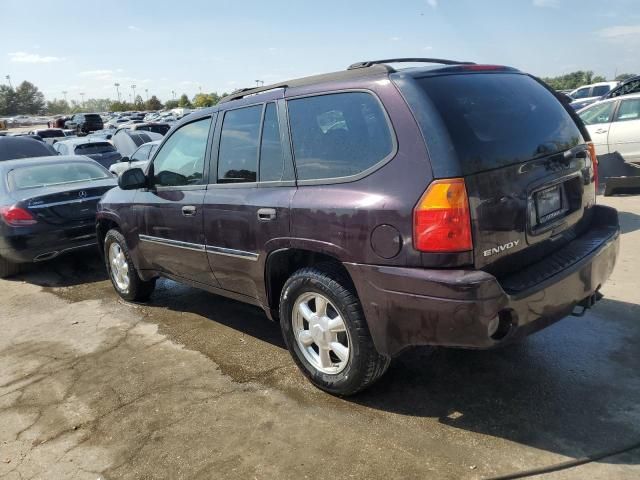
[461,64,507,71]
[587,142,599,193]
[414,178,473,252]
[0,206,37,226]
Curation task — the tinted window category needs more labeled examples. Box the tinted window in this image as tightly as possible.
[592,85,611,97]
[74,142,116,155]
[0,138,56,161]
[417,74,583,173]
[579,102,616,125]
[84,114,102,122]
[8,162,110,190]
[217,105,261,183]
[37,129,64,138]
[610,80,640,98]
[136,124,170,135]
[288,92,393,181]
[260,103,285,182]
[615,99,640,122]
[572,88,591,99]
[152,117,212,187]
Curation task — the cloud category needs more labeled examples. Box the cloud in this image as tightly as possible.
[80,69,113,77]
[390,36,401,41]
[128,25,142,32]
[423,45,434,51]
[8,51,63,63]
[597,24,640,39]
[426,0,437,7]
[533,0,559,7]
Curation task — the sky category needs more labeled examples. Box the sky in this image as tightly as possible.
[1,0,639,103]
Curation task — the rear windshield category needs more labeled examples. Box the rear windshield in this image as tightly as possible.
[84,114,102,122]
[74,142,116,155]
[8,162,110,190]
[37,129,64,138]
[417,73,583,173]
[136,124,170,135]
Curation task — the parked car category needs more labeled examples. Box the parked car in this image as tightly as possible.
[53,138,122,169]
[109,140,160,176]
[0,136,57,161]
[0,156,116,277]
[569,81,620,110]
[28,129,66,145]
[115,122,171,136]
[97,58,619,395]
[110,129,163,157]
[65,113,104,134]
[574,74,640,111]
[578,93,640,182]
[88,129,114,141]
[105,117,131,129]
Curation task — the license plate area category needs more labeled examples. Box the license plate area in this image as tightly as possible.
[530,182,572,231]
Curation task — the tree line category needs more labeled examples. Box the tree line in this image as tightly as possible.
[0,79,230,116]
[541,71,636,91]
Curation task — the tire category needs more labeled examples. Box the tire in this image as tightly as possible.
[0,256,20,279]
[104,229,155,302]
[279,264,390,396]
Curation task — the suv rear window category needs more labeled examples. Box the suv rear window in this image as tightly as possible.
[417,73,583,174]
[84,114,102,122]
[287,92,393,181]
[74,142,116,155]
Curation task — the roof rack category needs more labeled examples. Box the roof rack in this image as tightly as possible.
[219,83,289,104]
[347,58,476,71]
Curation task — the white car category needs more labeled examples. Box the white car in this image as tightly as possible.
[569,81,620,108]
[578,93,640,165]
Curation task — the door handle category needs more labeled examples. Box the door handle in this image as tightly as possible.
[257,208,277,221]
[595,129,608,134]
[182,205,197,217]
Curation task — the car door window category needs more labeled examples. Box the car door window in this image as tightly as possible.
[217,105,261,183]
[614,99,640,122]
[131,144,151,161]
[572,87,591,100]
[259,103,285,182]
[578,102,616,125]
[610,80,640,98]
[152,117,212,187]
[592,85,610,97]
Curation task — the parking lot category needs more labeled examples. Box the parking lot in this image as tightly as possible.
[0,194,637,480]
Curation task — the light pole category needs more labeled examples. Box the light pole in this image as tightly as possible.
[62,91,68,102]
[171,90,176,100]
[5,75,12,89]
[114,83,121,102]
[131,84,137,104]
[79,92,85,107]
[145,88,149,101]
[255,79,264,87]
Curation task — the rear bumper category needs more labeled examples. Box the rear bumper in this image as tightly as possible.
[0,223,97,263]
[345,205,620,357]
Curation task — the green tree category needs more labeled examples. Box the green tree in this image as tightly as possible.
[0,84,17,116]
[542,71,602,91]
[14,81,45,114]
[46,98,70,115]
[192,93,214,108]
[592,75,606,83]
[615,73,636,82]
[178,93,192,108]
[145,95,163,111]
[164,99,179,109]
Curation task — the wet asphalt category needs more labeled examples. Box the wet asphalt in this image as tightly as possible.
[0,195,639,479]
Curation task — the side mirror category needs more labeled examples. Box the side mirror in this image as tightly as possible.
[120,156,130,163]
[118,167,147,190]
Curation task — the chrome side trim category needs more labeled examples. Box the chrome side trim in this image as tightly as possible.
[206,245,259,261]
[29,196,104,209]
[138,234,206,252]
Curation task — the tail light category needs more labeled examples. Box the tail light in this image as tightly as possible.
[587,142,599,193]
[0,206,37,226]
[414,178,473,252]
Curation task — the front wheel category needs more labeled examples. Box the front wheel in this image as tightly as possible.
[279,265,390,396]
[104,229,155,302]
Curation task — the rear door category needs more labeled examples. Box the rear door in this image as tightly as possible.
[579,101,617,156]
[135,115,216,285]
[608,97,640,163]
[410,72,596,278]
[203,100,295,299]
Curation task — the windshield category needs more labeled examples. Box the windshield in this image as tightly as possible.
[416,73,583,174]
[37,130,64,138]
[8,162,110,190]
[74,143,116,155]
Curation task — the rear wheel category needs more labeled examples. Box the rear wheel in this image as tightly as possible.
[0,256,20,279]
[104,229,155,302]
[279,265,390,396]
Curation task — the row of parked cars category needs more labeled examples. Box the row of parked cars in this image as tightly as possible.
[0,58,622,396]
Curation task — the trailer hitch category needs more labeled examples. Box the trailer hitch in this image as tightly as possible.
[571,290,604,317]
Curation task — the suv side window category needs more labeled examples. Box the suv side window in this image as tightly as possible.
[572,87,591,99]
[217,105,262,183]
[152,116,212,187]
[287,92,393,181]
[592,85,610,97]
[259,103,285,182]
[614,99,640,122]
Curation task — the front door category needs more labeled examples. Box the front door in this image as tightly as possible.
[203,100,295,299]
[608,97,640,163]
[582,101,616,157]
[136,115,218,285]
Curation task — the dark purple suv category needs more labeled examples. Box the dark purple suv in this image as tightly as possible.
[97,58,620,395]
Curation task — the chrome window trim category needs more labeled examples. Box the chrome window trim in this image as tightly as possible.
[205,245,259,261]
[29,195,104,208]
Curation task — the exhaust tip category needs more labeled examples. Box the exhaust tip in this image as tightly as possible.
[488,310,515,341]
